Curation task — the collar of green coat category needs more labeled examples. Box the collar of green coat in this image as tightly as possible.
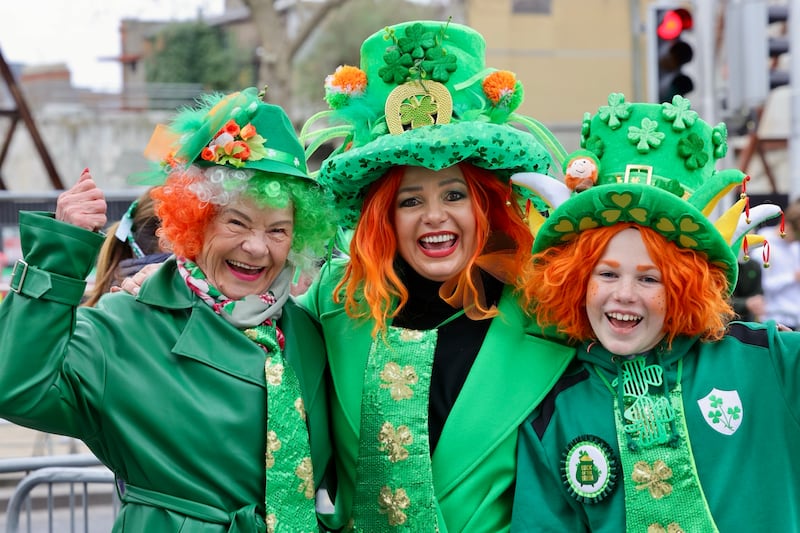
[134,257,325,400]
[136,257,193,309]
[319,282,574,497]
[430,286,574,496]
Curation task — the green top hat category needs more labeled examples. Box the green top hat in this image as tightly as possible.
[138,87,308,183]
[302,20,565,228]
[513,93,782,294]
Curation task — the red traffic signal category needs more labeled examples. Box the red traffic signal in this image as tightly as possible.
[657,8,694,40]
[652,6,696,102]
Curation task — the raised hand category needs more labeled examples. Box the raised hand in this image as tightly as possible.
[55,168,108,232]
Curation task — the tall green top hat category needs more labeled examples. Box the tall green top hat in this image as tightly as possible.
[138,86,308,183]
[512,93,781,293]
[301,20,565,227]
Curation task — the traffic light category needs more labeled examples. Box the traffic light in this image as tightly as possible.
[767,5,789,89]
[648,5,696,103]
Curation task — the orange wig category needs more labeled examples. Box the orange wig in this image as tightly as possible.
[336,163,533,336]
[150,173,216,259]
[524,223,734,348]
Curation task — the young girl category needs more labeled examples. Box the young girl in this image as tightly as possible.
[511,94,799,532]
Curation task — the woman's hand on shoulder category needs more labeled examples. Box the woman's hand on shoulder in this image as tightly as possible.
[56,168,107,232]
[112,263,162,296]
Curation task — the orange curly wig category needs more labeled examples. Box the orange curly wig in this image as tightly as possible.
[524,223,734,348]
[336,163,533,335]
[150,173,216,259]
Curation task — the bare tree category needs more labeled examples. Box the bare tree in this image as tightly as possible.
[239,0,352,108]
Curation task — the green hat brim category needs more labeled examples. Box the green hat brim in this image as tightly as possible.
[318,121,553,228]
[532,183,739,292]
[193,157,309,180]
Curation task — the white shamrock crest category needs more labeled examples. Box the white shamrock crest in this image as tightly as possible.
[697,388,743,435]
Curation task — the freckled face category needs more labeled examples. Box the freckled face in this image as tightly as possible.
[194,197,294,300]
[393,166,477,282]
[585,228,667,356]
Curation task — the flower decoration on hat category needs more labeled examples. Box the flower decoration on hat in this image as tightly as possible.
[325,65,368,110]
[482,70,523,110]
[300,20,567,229]
[200,119,269,168]
[132,86,309,185]
[512,93,783,294]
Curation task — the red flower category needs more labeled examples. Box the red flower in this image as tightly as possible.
[231,140,251,160]
[201,147,217,162]
[221,119,240,137]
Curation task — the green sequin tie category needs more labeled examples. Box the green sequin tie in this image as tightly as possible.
[350,326,441,532]
[611,357,718,533]
[247,323,318,533]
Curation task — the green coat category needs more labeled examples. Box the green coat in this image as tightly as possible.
[0,212,331,533]
[300,261,573,533]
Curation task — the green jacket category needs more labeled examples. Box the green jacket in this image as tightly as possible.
[512,322,800,532]
[0,212,331,533]
[300,261,573,533]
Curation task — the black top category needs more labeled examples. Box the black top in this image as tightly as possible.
[392,257,503,452]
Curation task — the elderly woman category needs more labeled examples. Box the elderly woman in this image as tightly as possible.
[0,88,335,532]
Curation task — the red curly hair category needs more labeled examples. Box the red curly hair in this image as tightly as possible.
[336,163,533,335]
[150,173,216,259]
[524,223,734,348]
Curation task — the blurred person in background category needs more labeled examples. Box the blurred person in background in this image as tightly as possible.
[83,187,169,307]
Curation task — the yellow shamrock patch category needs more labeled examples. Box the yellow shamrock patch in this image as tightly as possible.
[578,217,600,231]
[656,218,676,232]
[553,219,576,233]
[629,207,648,223]
[601,209,622,223]
[610,193,633,207]
[679,218,700,232]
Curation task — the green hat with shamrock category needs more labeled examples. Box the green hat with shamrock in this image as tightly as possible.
[301,20,565,228]
[138,86,308,183]
[512,93,782,293]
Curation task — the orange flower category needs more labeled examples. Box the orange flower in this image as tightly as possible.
[325,65,367,95]
[240,123,257,140]
[231,140,251,160]
[201,147,217,162]
[221,119,240,137]
[483,70,517,104]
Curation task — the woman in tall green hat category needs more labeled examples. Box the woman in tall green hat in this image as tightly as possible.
[299,20,573,532]
[510,93,799,531]
[0,87,336,532]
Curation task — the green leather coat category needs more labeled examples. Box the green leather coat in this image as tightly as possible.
[300,261,573,532]
[0,212,331,533]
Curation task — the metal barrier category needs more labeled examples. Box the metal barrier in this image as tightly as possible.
[0,455,118,533]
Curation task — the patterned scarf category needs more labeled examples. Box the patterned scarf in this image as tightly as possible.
[178,258,318,533]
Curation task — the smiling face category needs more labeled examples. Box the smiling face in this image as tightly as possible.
[194,196,294,300]
[586,227,667,356]
[393,166,477,282]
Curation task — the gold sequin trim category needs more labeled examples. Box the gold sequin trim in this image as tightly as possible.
[378,421,413,462]
[632,459,673,499]
[266,513,277,533]
[378,486,411,526]
[295,397,306,421]
[266,430,281,469]
[265,357,284,386]
[380,361,419,400]
[296,457,315,499]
